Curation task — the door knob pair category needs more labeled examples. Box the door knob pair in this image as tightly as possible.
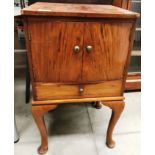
[73,45,93,53]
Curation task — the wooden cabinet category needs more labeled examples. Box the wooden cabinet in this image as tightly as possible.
[22,2,139,154]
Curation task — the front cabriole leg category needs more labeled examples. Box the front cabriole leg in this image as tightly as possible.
[102,100,125,148]
[32,104,58,154]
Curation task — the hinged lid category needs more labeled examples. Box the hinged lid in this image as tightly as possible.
[21,2,139,18]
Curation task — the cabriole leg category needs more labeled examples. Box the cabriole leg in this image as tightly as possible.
[32,104,58,154]
[102,101,125,148]
[94,101,102,109]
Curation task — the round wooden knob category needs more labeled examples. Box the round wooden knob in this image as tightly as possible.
[86,45,93,53]
[79,85,84,94]
[79,87,84,93]
[73,45,80,53]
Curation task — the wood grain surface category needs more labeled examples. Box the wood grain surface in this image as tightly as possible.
[82,22,132,82]
[32,104,58,154]
[34,80,122,100]
[28,20,84,82]
[102,100,125,148]
[32,96,125,105]
[22,1,138,154]
[21,2,139,18]
[27,18,134,84]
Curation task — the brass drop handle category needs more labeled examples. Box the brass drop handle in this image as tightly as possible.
[86,45,93,53]
[73,45,80,53]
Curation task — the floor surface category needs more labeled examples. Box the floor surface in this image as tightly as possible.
[14,75,140,155]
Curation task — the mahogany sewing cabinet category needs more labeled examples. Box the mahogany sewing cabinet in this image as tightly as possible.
[21,2,139,154]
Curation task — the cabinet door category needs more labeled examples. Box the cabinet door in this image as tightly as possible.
[28,19,84,83]
[82,22,132,83]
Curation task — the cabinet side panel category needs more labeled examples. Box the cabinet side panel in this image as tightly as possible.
[23,18,38,99]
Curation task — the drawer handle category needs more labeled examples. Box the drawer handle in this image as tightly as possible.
[86,45,93,53]
[73,45,80,53]
[79,86,84,94]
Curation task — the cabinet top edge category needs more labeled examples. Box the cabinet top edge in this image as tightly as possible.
[21,2,139,19]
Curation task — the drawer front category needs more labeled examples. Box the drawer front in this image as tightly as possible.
[34,80,122,100]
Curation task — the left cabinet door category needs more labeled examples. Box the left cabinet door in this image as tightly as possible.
[28,18,84,83]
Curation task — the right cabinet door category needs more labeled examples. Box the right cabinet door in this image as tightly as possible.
[82,22,133,83]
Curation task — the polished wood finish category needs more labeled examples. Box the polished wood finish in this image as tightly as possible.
[26,18,135,84]
[32,96,125,105]
[32,100,124,153]
[35,80,122,100]
[28,20,84,82]
[22,2,138,18]
[22,2,138,154]
[102,100,125,148]
[82,22,133,82]
[93,101,103,109]
[15,0,137,104]
[32,104,58,154]
[92,100,125,145]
